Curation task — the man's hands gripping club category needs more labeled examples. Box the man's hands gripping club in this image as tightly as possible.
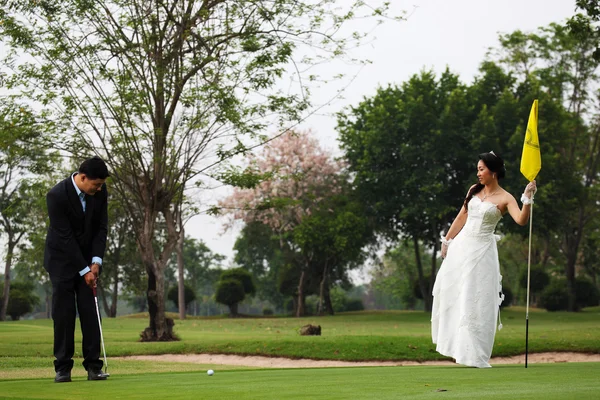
[84,263,101,289]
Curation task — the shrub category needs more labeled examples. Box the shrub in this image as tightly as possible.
[344,298,365,312]
[283,298,295,313]
[412,275,432,300]
[4,281,40,321]
[539,281,569,311]
[540,277,600,311]
[215,279,245,316]
[262,308,274,316]
[220,268,256,296]
[576,277,600,309]
[519,265,550,293]
[167,284,196,309]
[500,286,513,309]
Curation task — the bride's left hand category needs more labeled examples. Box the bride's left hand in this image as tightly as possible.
[524,180,537,197]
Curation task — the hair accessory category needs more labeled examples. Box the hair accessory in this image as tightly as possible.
[489,150,497,157]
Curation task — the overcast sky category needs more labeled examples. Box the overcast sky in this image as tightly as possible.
[186,0,578,273]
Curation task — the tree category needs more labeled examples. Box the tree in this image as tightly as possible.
[167,283,195,310]
[292,191,374,315]
[519,265,550,306]
[371,241,436,310]
[0,100,55,321]
[220,130,345,316]
[167,237,225,316]
[2,0,393,339]
[215,268,255,317]
[337,69,489,311]
[233,221,286,311]
[11,175,61,319]
[215,279,245,317]
[493,19,600,311]
[581,229,600,286]
[570,0,600,61]
[220,268,256,298]
[98,199,143,317]
[0,281,39,321]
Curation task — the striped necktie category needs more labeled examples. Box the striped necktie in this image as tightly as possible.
[79,192,86,212]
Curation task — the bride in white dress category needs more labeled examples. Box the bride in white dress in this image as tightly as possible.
[431,151,537,368]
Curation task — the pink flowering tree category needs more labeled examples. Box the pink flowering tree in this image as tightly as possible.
[221,130,344,316]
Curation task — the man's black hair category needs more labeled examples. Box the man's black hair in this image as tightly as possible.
[79,156,110,180]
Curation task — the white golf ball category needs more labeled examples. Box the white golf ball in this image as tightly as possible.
[207,369,214,376]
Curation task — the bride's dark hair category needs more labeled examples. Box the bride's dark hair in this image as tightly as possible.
[463,152,506,212]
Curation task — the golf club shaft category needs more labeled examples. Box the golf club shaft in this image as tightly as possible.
[93,287,108,373]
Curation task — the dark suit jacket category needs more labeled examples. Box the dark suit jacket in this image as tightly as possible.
[44,176,108,278]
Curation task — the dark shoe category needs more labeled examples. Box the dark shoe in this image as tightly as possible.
[87,368,109,381]
[54,371,71,383]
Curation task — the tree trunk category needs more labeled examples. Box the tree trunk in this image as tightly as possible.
[46,290,51,319]
[99,284,110,317]
[323,282,334,315]
[566,248,578,312]
[291,296,297,316]
[140,263,177,341]
[135,195,179,340]
[0,239,16,321]
[229,302,238,317]
[564,206,585,312]
[413,237,432,312]
[110,267,118,318]
[177,225,186,320]
[296,269,307,317]
[318,262,329,316]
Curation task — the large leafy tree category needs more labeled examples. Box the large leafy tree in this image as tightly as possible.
[337,69,492,311]
[221,130,355,316]
[1,0,392,338]
[0,101,55,321]
[493,18,600,311]
[233,221,286,310]
[98,200,143,317]
[570,0,600,61]
[292,191,374,315]
[167,237,225,316]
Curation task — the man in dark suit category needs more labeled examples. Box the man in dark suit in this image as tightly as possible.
[44,156,110,383]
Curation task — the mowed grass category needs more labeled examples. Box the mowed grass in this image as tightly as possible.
[1,363,599,400]
[1,308,598,364]
[1,309,599,399]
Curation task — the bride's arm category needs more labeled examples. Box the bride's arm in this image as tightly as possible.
[506,181,537,226]
[444,205,468,241]
[441,185,473,258]
[441,207,468,258]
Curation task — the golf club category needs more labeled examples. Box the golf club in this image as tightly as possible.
[92,283,109,377]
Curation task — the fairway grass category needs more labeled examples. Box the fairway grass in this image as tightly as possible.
[0,363,599,399]
[1,309,598,362]
[1,310,599,399]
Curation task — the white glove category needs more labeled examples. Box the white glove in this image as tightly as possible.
[521,180,537,205]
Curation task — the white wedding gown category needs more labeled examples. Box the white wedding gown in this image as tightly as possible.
[431,196,504,368]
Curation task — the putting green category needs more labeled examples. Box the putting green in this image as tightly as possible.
[0,362,598,399]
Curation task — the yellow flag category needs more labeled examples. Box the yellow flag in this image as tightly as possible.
[520,100,541,181]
